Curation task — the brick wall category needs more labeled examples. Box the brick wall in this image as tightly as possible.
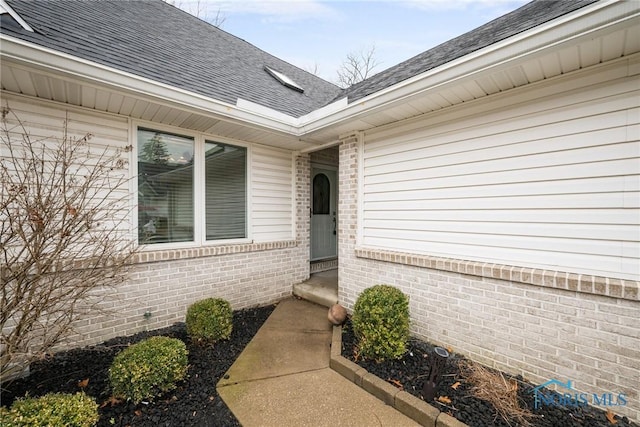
[337,135,640,422]
[310,146,339,166]
[67,241,308,347]
[65,153,313,349]
[295,152,311,271]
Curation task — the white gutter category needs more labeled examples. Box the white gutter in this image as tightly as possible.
[1,0,636,138]
[0,35,301,135]
[295,0,637,134]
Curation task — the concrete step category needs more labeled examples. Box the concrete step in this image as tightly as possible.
[293,269,338,308]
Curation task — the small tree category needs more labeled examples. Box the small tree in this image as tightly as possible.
[139,133,169,165]
[336,45,381,88]
[0,106,135,382]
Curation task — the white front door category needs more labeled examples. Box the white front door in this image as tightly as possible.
[311,167,337,261]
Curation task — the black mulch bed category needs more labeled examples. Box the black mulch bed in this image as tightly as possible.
[1,304,274,427]
[341,320,637,427]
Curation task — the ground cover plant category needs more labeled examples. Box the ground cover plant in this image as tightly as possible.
[342,319,638,427]
[0,305,274,426]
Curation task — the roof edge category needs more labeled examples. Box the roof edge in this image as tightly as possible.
[1,0,636,140]
[0,34,303,134]
[296,0,636,133]
[0,0,33,31]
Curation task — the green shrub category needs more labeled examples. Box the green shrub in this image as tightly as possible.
[186,298,233,343]
[109,336,188,403]
[0,392,99,427]
[352,285,410,362]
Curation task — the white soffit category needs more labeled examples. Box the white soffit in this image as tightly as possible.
[295,0,640,134]
[0,0,637,140]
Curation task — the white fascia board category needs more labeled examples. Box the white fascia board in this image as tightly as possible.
[234,95,348,131]
[0,0,34,32]
[235,98,300,129]
[296,0,634,133]
[1,0,635,139]
[0,35,300,134]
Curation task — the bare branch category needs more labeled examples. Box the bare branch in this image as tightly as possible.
[303,62,320,76]
[336,45,381,88]
[1,106,136,382]
[165,0,227,28]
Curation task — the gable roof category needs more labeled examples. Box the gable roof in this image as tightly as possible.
[1,0,341,118]
[338,0,598,104]
[1,0,634,147]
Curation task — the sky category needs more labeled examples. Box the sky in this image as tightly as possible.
[172,0,530,83]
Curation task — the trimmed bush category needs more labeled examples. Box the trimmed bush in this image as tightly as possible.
[186,298,233,343]
[352,285,410,362]
[109,336,188,403]
[0,392,99,427]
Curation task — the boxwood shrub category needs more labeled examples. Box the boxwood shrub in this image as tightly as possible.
[352,284,410,362]
[0,392,99,427]
[186,298,233,343]
[109,336,188,403]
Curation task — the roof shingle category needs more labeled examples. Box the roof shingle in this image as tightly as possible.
[2,0,341,118]
[2,0,600,116]
[336,0,598,104]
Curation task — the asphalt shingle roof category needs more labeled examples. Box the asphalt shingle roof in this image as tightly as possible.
[337,0,598,104]
[2,0,342,118]
[2,0,599,116]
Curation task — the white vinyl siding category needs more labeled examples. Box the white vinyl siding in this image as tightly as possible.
[361,70,639,280]
[251,145,293,242]
[1,94,131,234]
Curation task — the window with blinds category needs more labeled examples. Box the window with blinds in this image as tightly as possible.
[205,141,246,240]
[137,129,247,245]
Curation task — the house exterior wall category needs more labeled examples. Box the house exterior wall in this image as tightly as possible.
[252,144,294,241]
[360,58,639,281]
[338,59,640,421]
[1,93,308,348]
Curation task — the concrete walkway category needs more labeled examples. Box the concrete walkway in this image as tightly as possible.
[217,297,419,427]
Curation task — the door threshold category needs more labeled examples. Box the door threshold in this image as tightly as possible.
[310,258,337,274]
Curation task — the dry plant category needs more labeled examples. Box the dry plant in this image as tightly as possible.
[336,45,381,88]
[460,360,536,427]
[1,106,136,382]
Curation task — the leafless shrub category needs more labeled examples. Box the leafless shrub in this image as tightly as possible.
[0,106,136,382]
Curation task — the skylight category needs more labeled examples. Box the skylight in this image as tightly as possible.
[0,0,34,31]
[264,66,304,93]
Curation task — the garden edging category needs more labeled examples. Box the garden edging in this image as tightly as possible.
[329,326,468,427]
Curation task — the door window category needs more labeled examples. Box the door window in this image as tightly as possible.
[313,173,330,214]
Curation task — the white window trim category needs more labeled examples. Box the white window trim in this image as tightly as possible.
[131,120,252,251]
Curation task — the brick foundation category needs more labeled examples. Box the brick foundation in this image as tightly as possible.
[337,135,640,422]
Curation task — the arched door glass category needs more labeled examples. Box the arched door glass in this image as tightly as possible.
[313,173,330,215]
